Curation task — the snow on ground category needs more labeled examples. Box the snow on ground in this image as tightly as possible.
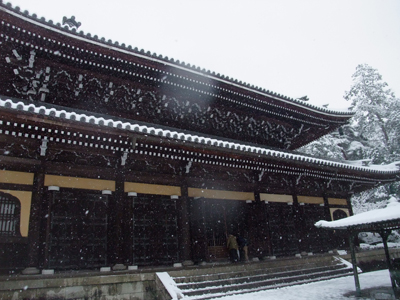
[211,270,394,300]
[360,242,400,250]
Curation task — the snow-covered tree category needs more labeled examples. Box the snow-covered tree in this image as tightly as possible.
[344,64,398,164]
[300,64,400,213]
[344,65,400,211]
[298,123,372,163]
[298,127,347,161]
[351,186,391,214]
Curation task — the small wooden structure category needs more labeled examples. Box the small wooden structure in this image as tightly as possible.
[315,198,400,296]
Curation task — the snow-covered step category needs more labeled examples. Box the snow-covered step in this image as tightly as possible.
[181,272,353,300]
[167,255,353,300]
[177,265,349,292]
[178,268,352,299]
[174,262,326,285]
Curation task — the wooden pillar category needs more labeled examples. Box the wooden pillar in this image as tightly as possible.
[379,229,397,292]
[348,230,361,296]
[124,192,135,267]
[346,195,354,216]
[323,195,331,220]
[253,192,270,257]
[22,165,45,275]
[188,197,209,263]
[292,194,303,253]
[323,195,337,251]
[177,183,193,265]
[42,186,59,269]
[109,167,127,270]
[346,195,360,249]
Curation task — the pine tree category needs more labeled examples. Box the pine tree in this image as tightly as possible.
[300,64,400,213]
[344,64,397,164]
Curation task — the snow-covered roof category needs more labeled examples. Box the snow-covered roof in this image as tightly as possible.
[315,197,400,231]
[1,97,399,177]
[0,1,353,117]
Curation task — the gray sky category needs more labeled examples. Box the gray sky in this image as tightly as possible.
[8,0,400,110]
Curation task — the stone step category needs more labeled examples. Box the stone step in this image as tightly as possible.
[179,266,352,298]
[167,255,354,300]
[177,264,346,291]
[173,260,341,285]
[169,254,339,279]
[183,271,353,300]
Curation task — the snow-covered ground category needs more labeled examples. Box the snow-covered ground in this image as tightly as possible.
[360,242,400,250]
[211,270,395,300]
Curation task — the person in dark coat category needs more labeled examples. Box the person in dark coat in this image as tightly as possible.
[237,235,249,262]
[227,234,239,262]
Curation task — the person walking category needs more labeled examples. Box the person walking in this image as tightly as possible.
[227,234,239,263]
[237,235,249,262]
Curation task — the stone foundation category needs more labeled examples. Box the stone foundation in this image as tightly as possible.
[0,272,158,300]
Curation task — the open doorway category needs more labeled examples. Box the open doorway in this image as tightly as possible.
[190,198,248,262]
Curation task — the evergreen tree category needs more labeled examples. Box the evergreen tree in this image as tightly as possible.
[344,64,398,164]
[300,64,400,213]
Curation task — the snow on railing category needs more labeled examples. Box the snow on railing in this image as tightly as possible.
[156,272,183,300]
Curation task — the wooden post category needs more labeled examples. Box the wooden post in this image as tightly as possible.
[253,192,270,257]
[348,230,361,296]
[346,195,354,216]
[43,187,57,269]
[124,191,135,267]
[110,168,127,270]
[379,229,397,292]
[188,197,208,263]
[177,183,193,265]
[322,195,331,220]
[22,166,45,275]
[292,194,303,253]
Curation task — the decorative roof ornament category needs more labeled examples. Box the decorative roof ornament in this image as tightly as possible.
[297,96,309,101]
[62,16,81,29]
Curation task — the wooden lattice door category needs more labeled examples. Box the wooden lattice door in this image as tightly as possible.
[297,203,331,253]
[47,189,108,269]
[132,195,178,266]
[267,202,299,256]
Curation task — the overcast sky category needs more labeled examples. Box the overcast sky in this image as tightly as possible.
[8,0,400,110]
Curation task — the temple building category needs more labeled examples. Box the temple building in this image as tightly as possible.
[0,2,399,274]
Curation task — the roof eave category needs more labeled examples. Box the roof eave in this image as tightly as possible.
[0,2,354,119]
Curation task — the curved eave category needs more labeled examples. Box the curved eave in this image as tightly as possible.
[317,220,400,232]
[1,97,398,182]
[315,203,400,232]
[0,2,354,122]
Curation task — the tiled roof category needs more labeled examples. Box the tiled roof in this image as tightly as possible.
[1,97,398,176]
[0,1,353,117]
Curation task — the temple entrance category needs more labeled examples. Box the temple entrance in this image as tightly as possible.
[206,202,229,260]
[47,189,108,269]
[132,194,178,266]
[190,198,249,262]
